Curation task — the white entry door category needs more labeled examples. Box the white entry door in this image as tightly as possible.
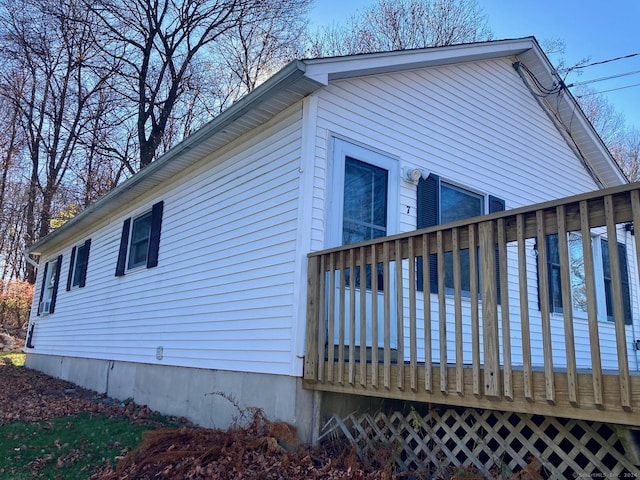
[327,138,399,348]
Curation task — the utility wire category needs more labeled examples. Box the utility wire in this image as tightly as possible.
[516,62,563,95]
[566,69,640,88]
[561,52,640,73]
[575,82,640,98]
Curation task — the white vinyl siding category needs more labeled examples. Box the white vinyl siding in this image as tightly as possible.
[311,57,600,253]
[308,57,636,371]
[28,106,304,376]
[27,53,636,381]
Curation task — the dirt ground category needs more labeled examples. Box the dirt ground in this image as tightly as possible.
[0,363,542,479]
[0,363,408,479]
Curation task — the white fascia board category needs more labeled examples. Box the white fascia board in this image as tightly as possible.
[303,37,536,82]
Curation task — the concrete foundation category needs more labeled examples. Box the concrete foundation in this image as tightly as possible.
[25,354,316,443]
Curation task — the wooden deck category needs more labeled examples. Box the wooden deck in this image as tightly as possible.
[303,182,640,426]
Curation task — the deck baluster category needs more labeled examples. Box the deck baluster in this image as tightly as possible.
[422,234,432,393]
[409,237,418,392]
[359,246,367,387]
[535,210,556,404]
[516,214,534,401]
[604,195,631,410]
[497,218,512,400]
[469,224,481,397]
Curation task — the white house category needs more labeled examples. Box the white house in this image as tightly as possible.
[24,37,635,445]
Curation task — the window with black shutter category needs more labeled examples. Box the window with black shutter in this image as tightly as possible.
[115,201,164,276]
[37,255,62,315]
[416,175,504,302]
[601,239,632,325]
[67,239,91,290]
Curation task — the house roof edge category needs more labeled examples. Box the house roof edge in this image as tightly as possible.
[27,60,318,255]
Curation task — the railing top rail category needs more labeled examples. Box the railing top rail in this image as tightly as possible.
[308,181,640,258]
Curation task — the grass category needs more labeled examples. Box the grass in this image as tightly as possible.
[0,411,176,479]
[0,353,25,366]
[0,355,177,478]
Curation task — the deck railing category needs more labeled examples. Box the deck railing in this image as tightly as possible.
[304,182,640,426]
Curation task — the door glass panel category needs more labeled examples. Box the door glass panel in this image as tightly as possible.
[343,157,388,290]
[342,157,388,244]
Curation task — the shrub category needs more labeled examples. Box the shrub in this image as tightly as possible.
[0,279,34,334]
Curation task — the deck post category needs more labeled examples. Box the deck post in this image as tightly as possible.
[304,255,320,381]
[479,220,500,398]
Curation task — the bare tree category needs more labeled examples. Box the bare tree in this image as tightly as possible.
[609,128,640,182]
[308,0,492,57]
[88,0,305,169]
[213,0,312,102]
[0,94,28,281]
[0,0,116,280]
[571,84,640,181]
[0,0,313,284]
[575,85,626,149]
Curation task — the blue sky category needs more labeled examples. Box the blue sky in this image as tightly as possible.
[309,0,640,134]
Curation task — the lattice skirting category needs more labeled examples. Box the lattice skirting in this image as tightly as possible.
[318,406,640,477]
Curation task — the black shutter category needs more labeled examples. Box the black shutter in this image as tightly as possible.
[48,254,63,314]
[147,201,164,268]
[66,246,77,291]
[543,234,562,313]
[488,196,505,215]
[115,218,131,277]
[26,324,35,348]
[416,174,440,292]
[489,195,506,304]
[37,262,49,316]
[78,239,91,288]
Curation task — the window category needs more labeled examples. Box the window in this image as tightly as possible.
[37,255,62,315]
[441,183,484,293]
[66,239,91,290]
[416,174,505,296]
[128,211,153,269]
[601,238,632,323]
[115,201,164,276]
[544,233,632,324]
